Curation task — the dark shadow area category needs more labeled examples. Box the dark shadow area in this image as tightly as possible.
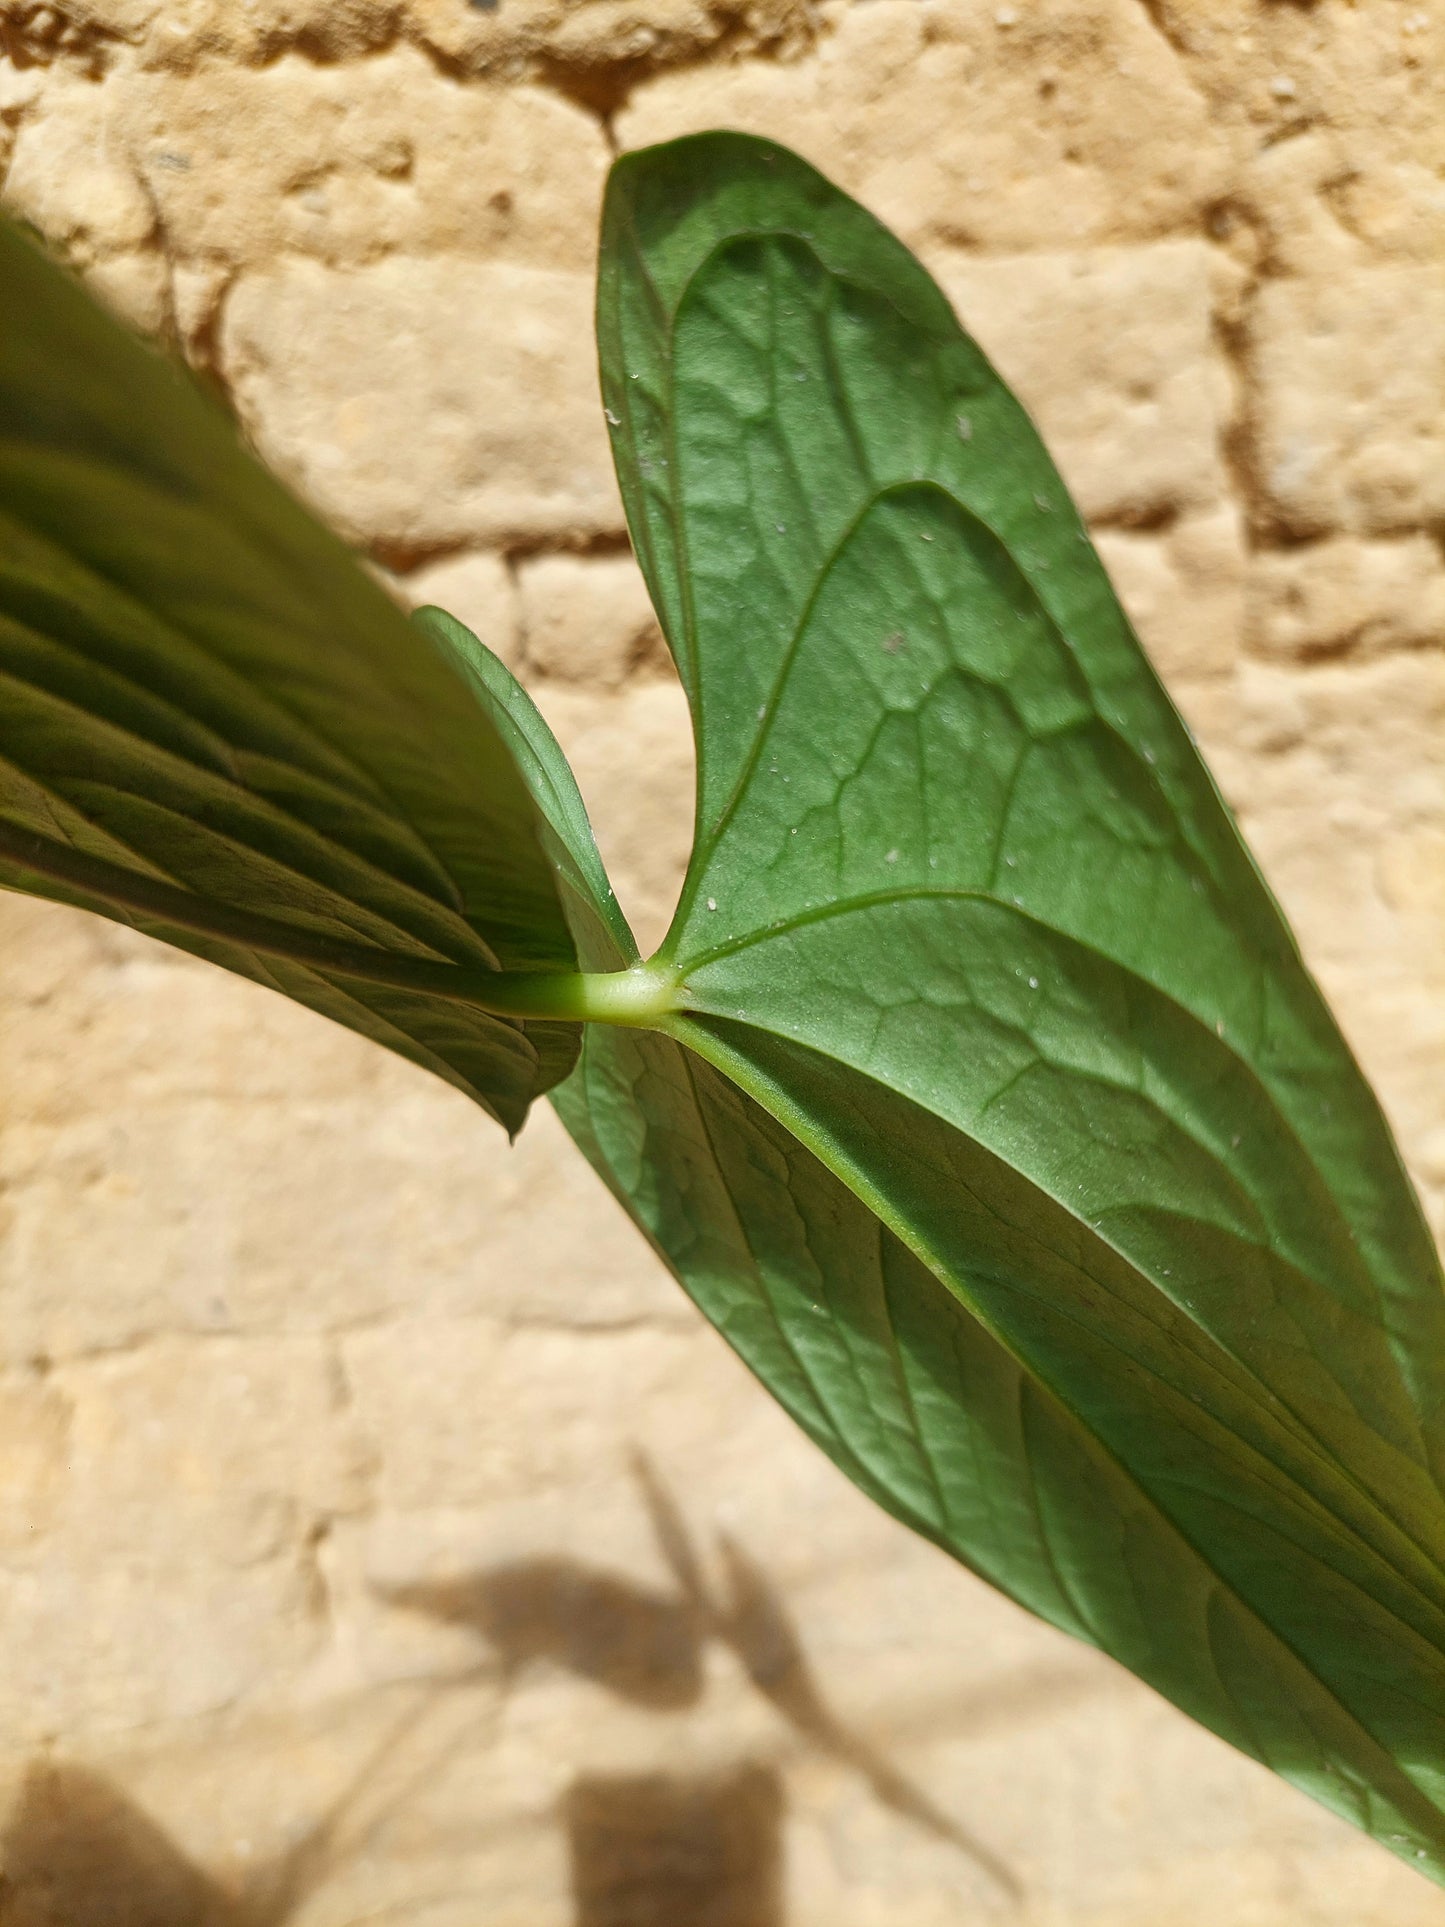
[386,1452,1023,1911]
[0,1762,226,1927]
[0,1694,461,1927]
[709,1531,1021,1903]
[384,1557,702,1710]
[566,1764,782,1927]
[2,1460,1026,1923]
[634,1455,1023,1904]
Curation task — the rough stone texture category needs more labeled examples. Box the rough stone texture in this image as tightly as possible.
[3,2,1445,1922]
[1250,265,1445,537]
[518,552,668,687]
[937,242,1231,526]
[222,255,618,550]
[397,548,520,668]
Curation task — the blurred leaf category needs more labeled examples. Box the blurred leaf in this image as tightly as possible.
[0,217,579,1133]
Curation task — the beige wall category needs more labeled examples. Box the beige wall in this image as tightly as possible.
[2,2,1445,1921]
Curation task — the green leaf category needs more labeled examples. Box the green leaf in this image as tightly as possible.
[411,607,636,975]
[0,216,581,1133]
[595,131,1445,1875]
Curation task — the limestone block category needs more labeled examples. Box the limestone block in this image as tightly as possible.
[619,0,1231,253]
[531,680,694,957]
[0,1368,71,1553]
[518,551,665,688]
[0,951,682,1359]
[0,54,45,121]
[105,50,607,272]
[0,895,393,1124]
[0,1,130,78]
[410,0,818,79]
[7,0,406,67]
[78,248,171,334]
[2,70,155,256]
[1250,536,1445,661]
[220,255,620,549]
[1251,265,1445,537]
[1319,153,1445,268]
[0,1536,325,1743]
[1185,656,1445,1226]
[0,1337,366,1739]
[1129,4,1445,264]
[59,1334,369,1526]
[167,258,228,351]
[398,549,520,670]
[1095,510,1246,684]
[343,1321,757,1513]
[31,0,816,73]
[937,243,1228,526]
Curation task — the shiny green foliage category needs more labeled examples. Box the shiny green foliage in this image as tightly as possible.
[569,133,1445,1877]
[0,218,580,1133]
[2,133,1444,1880]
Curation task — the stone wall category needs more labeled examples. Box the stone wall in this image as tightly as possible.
[1,2,1444,1922]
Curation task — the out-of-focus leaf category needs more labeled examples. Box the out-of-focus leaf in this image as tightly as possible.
[0,217,579,1133]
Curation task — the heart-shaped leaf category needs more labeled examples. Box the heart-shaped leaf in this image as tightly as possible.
[0,218,580,1132]
[588,131,1445,1875]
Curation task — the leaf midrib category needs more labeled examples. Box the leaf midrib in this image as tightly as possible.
[671,1006,1445,1644]
[679,878,1418,1397]
[673,1015,1445,1844]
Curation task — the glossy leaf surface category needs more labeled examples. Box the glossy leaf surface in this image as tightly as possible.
[0,217,578,1133]
[591,132,1445,1874]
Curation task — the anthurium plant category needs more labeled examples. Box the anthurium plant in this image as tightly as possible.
[4,131,1445,1882]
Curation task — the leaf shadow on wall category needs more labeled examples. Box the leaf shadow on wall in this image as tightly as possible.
[0,1459,1041,1925]
[0,1695,458,1927]
[0,1760,226,1927]
[383,1452,1024,1917]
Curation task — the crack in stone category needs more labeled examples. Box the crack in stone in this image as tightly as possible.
[0,3,126,80]
[1132,0,1191,62]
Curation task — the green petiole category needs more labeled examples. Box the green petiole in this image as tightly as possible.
[0,815,682,1027]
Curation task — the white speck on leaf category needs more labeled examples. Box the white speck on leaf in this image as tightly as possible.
[886,849,899,864]
[957,414,973,441]
[604,408,620,426]
[707,897,718,911]
[1034,492,1051,512]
